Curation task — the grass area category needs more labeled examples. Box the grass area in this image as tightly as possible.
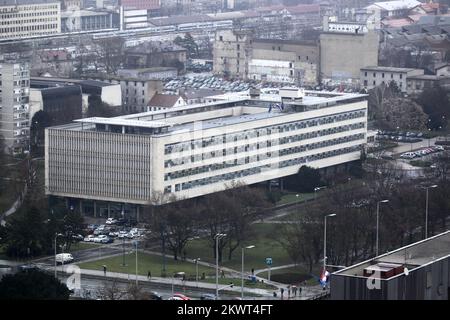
[184,224,292,272]
[410,160,432,167]
[276,193,314,205]
[68,242,100,253]
[258,265,321,286]
[77,252,215,278]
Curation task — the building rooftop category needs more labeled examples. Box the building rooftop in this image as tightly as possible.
[31,77,113,88]
[148,94,183,108]
[0,0,58,5]
[334,230,450,280]
[53,90,367,134]
[361,66,420,72]
[367,0,421,12]
[61,10,114,18]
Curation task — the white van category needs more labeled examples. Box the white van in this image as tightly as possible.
[55,253,74,265]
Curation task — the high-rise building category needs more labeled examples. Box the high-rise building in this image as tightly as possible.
[0,62,30,155]
[120,0,160,10]
[0,0,61,40]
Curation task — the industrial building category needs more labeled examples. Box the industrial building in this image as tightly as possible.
[45,88,368,218]
[331,230,450,300]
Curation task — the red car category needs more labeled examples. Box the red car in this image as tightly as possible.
[170,293,190,300]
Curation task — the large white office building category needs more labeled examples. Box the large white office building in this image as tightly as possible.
[45,89,368,215]
[0,0,61,41]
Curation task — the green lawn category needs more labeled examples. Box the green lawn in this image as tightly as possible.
[184,224,292,272]
[68,242,100,253]
[258,265,322,286]
[276,193,314,205]
[77,252,215,278]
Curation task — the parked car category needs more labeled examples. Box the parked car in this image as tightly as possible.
[106,218,118,225]
[118,231,128,239]
[72,234,84,242]
[171,293,190,300]
[55,253,74,265]
[94,235,113,244]
[149,291,163,300]
[84,235,95,242]
[200,293,217,300]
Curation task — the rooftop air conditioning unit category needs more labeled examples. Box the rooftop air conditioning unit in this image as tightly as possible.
[279,87,305,100]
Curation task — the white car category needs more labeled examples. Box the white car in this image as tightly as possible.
[94,235,108,243]
[55,253,74,265]
[118,231,128,239]
[84,235,95,242]
[106,218,118,225]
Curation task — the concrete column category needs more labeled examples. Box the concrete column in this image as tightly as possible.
[136,205,140,223]
[94,201,97,218]
[107,203,111,218]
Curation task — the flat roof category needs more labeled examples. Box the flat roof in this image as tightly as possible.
[334,230,450,279]
[361,66,420,72]
[74,117,171,129]
[31,77,114,88]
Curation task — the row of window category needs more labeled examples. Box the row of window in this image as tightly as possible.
[164,133,365,181]
[363,71,403,79]
[169,145,362,192]
[164,109,366,155]
[164,122,365,168]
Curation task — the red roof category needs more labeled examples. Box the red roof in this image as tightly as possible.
[147,94,184,108]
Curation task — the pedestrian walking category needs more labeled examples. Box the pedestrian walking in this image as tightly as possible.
[299,286,302,296]
[251,268,254,275]
[103,265,107,276]
[287,285,291,299]
[292,285,297,297]
[280,287,284,299]
[221,269,225,278]
[147,270,152,280]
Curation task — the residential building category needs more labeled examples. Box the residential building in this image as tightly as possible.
[0,0,61,40]
[0,61,30,155]
[84,74,163,113]
[213,29,253,80]
[45,89,368,217]
[147,93,186,111]
[117,67,178,81]
[406,74,450,94]
[124,42,187,72]
[360,66,425,92]
[180,88,224,105]
[331,230,450,300]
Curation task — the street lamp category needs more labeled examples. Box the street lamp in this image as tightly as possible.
[214,233,226,299]
[54,233,63,278]
[195,258,201,287]
[241,245,255,299]
[135,240,139,286]
[376,199,389,257]
[424,185,438,239]
[314,186,327,200]
[323,214,336,271]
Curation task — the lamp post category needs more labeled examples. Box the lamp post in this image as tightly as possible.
[214,233,226,299]
[376,199,389,257]
[54,233,63,278]
[323,214,336,271]
[241,245,255,299]
[424,185,438,239]
[314,186,327,200]
[135,240,138,286]
[195,258,201,287]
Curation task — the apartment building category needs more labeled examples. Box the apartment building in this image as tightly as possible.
[360,66,424,92]
[45,89,368,216]
[0,0,61,40]
[0,62,30,155]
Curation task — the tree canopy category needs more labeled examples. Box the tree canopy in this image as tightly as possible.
[0,269,70,300]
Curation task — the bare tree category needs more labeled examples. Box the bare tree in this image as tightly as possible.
[97,280,126,300]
